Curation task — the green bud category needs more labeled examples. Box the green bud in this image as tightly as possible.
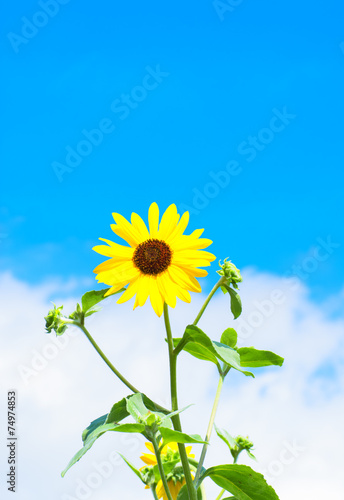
[217,258,242,289]
[44,304,68,336]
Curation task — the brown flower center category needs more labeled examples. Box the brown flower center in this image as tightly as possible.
[133,239,172,275]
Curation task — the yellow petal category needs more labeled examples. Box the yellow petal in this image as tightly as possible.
[131,212,150,240]
[92,242,134,258]
[145,442,155,453]
[157,273,177,308]
[158,204,179,240]
[133,275,151,308]
[173,283,191,303]
[166,211,189,243]
[116,279,140,304]
[149,277,164,316]
[95,261,138,286]
[172,236,213,251]
[148,202,159,238]
[111,212,144,246]
[168,265,202,293]
[140,453,157,465]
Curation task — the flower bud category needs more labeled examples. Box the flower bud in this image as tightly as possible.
[217,258,242,288]
[44,304,68,336]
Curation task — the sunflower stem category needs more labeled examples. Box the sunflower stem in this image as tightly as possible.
[164,304,198,500]
[193,277,226,326]
[151,484,159,500]
[72,321,168,413]
[194,374,224,486]
[215,489,225,500]
[151,435,173,500]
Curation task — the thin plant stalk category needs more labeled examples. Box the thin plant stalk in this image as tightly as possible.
[151,436,173,500]
[68,320,168,413]
[164,304,198,500]
[193,277,226,326]
[194,375,224,485]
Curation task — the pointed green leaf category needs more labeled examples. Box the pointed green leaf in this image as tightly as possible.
[159,427,207,446]
[118,453,145,483]
[81,288,124,313]
[174,325,221,367]
[201,464,280,500]
[237,348,284,368]
[220,328,238,348]
[62,422,145,477]
[215,424,237,450]
[212,341,254,378]
[174,326,253,377]
[173,337,220,366]
[82,414,108,444]
[225,286,242,319]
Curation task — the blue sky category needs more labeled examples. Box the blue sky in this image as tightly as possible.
[1,0,343,300]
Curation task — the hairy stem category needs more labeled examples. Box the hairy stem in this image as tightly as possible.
[164,304,198,500]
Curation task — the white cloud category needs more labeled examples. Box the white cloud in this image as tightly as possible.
[1,270,343,499]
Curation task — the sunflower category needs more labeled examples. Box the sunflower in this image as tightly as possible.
[140,442,195,500]
[93,203,215,316]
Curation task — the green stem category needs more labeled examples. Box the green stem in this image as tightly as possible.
[194,375,224,485]
[193,277,226,326]
[215,489,225,500]
[164,304,198,500]
[151,484,159,500]
[71,321,168,413]
[152,435,173,500]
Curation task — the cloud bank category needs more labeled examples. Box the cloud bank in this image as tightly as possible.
[1,270,343,499]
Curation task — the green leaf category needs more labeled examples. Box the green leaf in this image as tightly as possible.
[106,398,130,425]
[212,341,254,378]
[174,326,253,377]
[237,347,284,368]
[201,465,280,500]
[81,288,124,313]
[82,414,108,444]
[225,286,242,319]
[159,427,206,446]
[82,394,168,444]
[118,453,145,483]
[174,325,221,367]
[215,424,237,449]
[173,337,220,366]
[221,328,238,348]
[62,422,145,477]
[126,393,150,422]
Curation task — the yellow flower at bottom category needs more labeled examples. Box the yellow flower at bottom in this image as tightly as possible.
[140,442,195,499]
[93,202,215,316]
[156,478,185,500]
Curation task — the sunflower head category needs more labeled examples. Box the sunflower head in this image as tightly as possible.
[140,442,195,500]
[93,203,216,316]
